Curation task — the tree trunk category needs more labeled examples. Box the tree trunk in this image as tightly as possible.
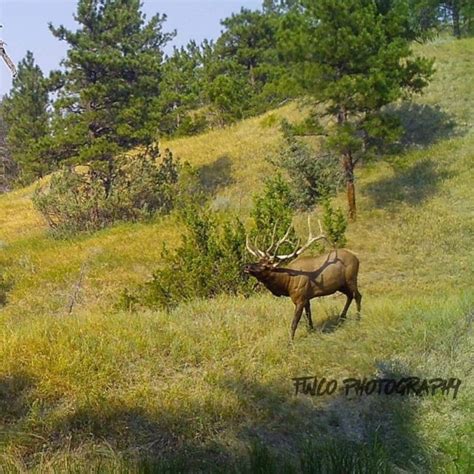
[343,153,357,221]
[347,179,356,221]
[337,108,356,219]
[103,156,115,198]
[249,64,256,89]
[452,1,461,38]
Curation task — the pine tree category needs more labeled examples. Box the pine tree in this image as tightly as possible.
[434,1,473,37]
[0,51,50,184]
[202,6,287,123]
[406,0,473,38]
[262,0,299,14]
[281,0,434,219]
[215,8,279,91]
[47,0,174,193]
[158,41,205,136]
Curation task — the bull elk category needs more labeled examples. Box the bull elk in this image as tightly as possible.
[244,217,362,340]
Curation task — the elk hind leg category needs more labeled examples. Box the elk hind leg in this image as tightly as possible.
[339,288,353,320]
[354,289,362,319]
[304,301,314,330]
[346,277,362,318]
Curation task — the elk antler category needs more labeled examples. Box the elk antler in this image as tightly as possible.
[271,222,296,260]
[274,216,331,261]
[246,221,294,260]
[245,216,331,263]
[246,234,266,258]
[266,222,278,254]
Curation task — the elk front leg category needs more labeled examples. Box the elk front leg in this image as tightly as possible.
[305,301,314,330]
[291,302,305,340]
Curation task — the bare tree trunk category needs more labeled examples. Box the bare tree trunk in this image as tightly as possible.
[343,153,357,221]
[337,108,357,220]
[347,179,356,221]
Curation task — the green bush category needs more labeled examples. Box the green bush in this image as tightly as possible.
[175,113,209,137]
[322,199,348,247]
[124,204,255,311]
[272,122,344,210]
[250,174,344,256]
[280,115,325,138]
[250,173,297,254]
[206,74,252,124]
[32,146,180,237]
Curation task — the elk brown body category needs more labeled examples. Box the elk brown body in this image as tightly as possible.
[245,218,362,340]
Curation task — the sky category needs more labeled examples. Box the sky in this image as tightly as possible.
[0,0,263,96]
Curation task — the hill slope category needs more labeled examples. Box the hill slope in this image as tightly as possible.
[0,37,473,472]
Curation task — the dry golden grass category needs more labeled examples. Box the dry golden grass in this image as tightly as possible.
[162,102,306,211]
[0,184,45,244]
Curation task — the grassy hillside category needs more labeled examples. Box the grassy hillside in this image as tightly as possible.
[0,37,473,472]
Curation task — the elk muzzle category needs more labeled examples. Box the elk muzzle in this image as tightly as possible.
[243,262,269,276]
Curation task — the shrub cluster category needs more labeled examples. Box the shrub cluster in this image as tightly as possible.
[120,173,301,311]
[322,199,348,248]
[121,204,255,311]
[251,173,347,251]
[250,173,298,255]
[33,147,180,237]
[271,121,344,210]
[117,163,348,311]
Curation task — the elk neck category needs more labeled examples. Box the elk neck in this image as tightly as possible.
[257,267,292,297]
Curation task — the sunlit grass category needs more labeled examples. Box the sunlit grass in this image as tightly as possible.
[0,292,472,471]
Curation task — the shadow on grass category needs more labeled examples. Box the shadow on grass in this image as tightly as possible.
[217,366,430,473]
[306,296,359,335]
[387,102,458,150]
[0,372,42,461]
[318,313,348,334]
[197,155,234,195]
[362,102,459,211]
[0,364,439,473]
[0,260,13,307]
[365,158,452,209]
[0,372,36,423]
